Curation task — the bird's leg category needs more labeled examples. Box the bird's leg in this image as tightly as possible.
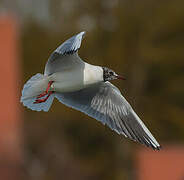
[37,81,54,98]
[34,81,54,104]
[34,91,54,104]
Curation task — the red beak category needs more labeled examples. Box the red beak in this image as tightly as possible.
[117,75,126,80]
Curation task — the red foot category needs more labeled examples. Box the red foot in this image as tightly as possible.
[37,81,54,98]
[34,91,54,104]
[34,98,47,104]
[34,81,54,104]
[37,92,47,99]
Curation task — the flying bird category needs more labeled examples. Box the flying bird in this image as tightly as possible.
[21,31,161,150]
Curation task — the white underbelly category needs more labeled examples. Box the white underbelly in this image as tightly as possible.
[48,63,103,93]
[49,71,85,92]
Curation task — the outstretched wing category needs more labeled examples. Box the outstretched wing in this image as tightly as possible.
[55,82,161,150]
[55,31,85,55]
[44,31,86,75]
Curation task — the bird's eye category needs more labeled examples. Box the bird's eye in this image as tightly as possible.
[109,71,114,75]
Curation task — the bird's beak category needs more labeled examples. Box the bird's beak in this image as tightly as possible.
[116,75,126,80]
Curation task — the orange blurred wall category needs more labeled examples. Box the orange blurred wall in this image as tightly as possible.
[0,16,22,179]
[136,146,184,180]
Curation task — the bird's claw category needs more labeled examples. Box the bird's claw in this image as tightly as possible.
[34,81,54,104]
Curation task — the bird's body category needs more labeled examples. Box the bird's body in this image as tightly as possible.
[48,61,103,93]
[21,31,161,150]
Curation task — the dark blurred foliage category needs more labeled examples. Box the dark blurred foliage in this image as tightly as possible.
[16,0,184,179]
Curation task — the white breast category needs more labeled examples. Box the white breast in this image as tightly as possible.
[83,63,103,86]
[49,63,103,93]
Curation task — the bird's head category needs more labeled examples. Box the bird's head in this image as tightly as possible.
[102,67,125,82]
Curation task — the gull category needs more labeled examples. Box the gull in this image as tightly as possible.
[21,31,161,150]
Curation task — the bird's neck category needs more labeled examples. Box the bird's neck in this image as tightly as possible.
[83,63,103,86]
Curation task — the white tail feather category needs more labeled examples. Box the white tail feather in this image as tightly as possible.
[20,73,55,112]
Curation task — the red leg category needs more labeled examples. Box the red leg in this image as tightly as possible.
[46,81,54,92]
[37,92,47,99]
[34,91,54,104]
[36,81,54,98]
[34,81,54,104]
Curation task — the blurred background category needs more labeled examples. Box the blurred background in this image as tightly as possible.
[0,0,184,179]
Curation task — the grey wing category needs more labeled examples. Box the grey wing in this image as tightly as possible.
[55,31,85,55]
[55,82,161,150]
[44,31,85,75]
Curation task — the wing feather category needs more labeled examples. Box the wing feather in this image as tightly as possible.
[54,82,161,150]
[44,32,85,75]
[55,31,85,55]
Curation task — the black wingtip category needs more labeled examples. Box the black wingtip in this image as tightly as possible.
[152,145,162,151]
[156,145,162,150]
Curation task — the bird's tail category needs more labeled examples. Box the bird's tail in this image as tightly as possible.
[20,73,55,112]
